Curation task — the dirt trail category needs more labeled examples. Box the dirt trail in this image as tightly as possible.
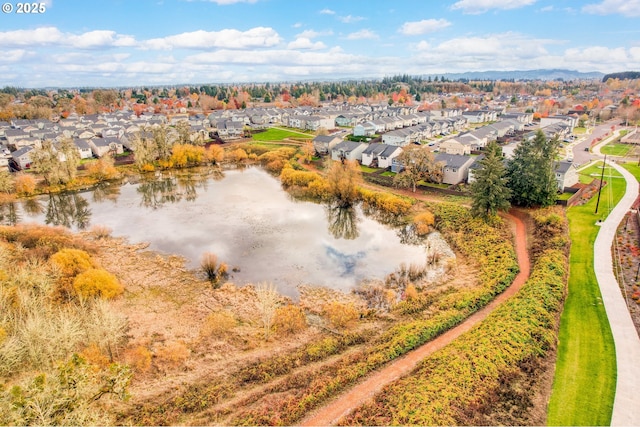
[301,209,531,426]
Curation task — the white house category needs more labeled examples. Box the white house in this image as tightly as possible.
[331,141,367,162]
[361,143,402,169]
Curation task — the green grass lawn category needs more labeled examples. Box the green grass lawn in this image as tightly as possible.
[573,127,587,135]
[547,164,627,426]
[578,161,623,184]
[622,162,640,180]
[360,165,378,173]
[601,142,633,157]
[381,171,396,177]
[252,128,312,142]
[557,192,574,201]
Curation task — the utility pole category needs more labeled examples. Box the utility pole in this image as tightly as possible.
[595,155,607,215]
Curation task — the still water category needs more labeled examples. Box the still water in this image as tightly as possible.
[1,167,428,296]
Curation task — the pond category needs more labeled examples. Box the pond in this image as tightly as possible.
[1,167,430,297]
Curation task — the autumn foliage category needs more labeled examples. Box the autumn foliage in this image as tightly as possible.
[73,268,124,300]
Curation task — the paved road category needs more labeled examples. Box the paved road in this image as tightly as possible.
[571,120,620,165]
[591,139,640,425]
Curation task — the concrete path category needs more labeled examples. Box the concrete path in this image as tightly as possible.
[592,160,640,426]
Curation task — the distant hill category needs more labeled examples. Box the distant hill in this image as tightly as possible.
[431,69,605,81]
[602,71,640,82]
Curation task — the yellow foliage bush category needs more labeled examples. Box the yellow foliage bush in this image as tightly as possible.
[414,211,435,236]
[274,305,307,335]
[73,268,123,300]
[206,144,224,164]
[323,301,359,329]
[140,163,155,172]
[50,248,96,277]
[404,283,419,300]
[228,148,248,163]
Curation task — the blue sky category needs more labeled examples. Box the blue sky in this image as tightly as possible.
[0,0,639,87]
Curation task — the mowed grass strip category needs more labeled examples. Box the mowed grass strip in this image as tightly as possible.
[600,142,633,157]
[252,127,313,141]
[547,163,628,426]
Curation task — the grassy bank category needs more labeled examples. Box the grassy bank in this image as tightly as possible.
[547,163,628,425]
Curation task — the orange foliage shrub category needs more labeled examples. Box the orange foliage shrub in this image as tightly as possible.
[124,345,152,374]
[80,342,110,368]
[404,283,419,300]
[414,211,435,236]
[86,157,119,181]
[14,174,36,195]
[274,305,307,335]
[73,268,123,300]
[322,302,359,329]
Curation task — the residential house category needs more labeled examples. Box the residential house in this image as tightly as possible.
[382,129,412,147]
[11,146,34,170]
[0,144,10,170]
[462,111,486,123]
[330,141,367,162]
[313,134,343,155]
[555,161,579,192]
[74,139,94,159]
[434,153,476,185]
[89,137,124,158]
[353,122,376,137]
[439,138,471,155]
[361,143,402,169]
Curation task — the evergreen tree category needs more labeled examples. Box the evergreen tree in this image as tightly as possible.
[470,141,511,218]
[506,130,559,207]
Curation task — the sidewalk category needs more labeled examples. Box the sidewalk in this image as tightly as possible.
[593,162,640,425]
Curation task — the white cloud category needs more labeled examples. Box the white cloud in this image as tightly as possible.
[451,0,537,14]
[0,49,32,63]
[582,0,640,17]
[0,27,136,49]
[287,37,327,50]
[398,19,451,35]
[319,8,335,14]
[415,41,430,50]
[346,29,378,40]
[143,27,282,50]
[540,5,554,12]
[296,29,333,39]
[292,22,303,28]
[338,15,365,23]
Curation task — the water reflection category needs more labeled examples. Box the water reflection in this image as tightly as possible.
[0,201,19,225]
[325,204,359,240]
[92,183,120,204]
[137,169,219,209]
[44,193,91,229]
[8,167,430,296]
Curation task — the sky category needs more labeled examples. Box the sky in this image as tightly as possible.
[0,0,639,88]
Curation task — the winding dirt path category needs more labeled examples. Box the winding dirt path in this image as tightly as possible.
[301,209,531,426]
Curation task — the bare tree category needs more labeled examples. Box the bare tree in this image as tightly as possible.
[255,283,280,340]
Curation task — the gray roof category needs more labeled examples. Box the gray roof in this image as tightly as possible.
[333,140,365,152]
[555,161,574,174]
[435,153,475,169]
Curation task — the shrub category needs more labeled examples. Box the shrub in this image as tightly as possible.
[274,305,307,335]
[73,268,123,300]
[123,345,152,374]
[206,144,224,164]
[323,302,359,329]
[14,174,36,195]
[50,248,96,277]
[0,170,15,193]
[201,311,237,336]
[86,157,119,181]
[414,211,435,236]
[200,252,228,286]
[89,225,112,239]
[227,148,248,163]
[155,341,190,369]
